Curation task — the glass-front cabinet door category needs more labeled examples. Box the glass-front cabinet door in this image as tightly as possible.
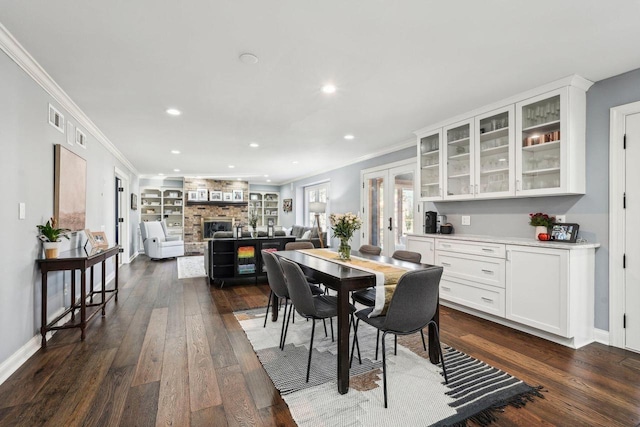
[474,106,515,198]
[444,120,474,200]
[516,88,568,196]
[418,130,442,200]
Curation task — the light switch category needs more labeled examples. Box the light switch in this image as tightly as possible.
[461,215,471,226]
[19,203,26,220]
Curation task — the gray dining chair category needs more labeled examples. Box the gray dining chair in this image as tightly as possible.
[351,267,447,408]
[351,249,425,358]
[285,241,315,250]
[262,251,324,350]
[358,244,382,256]
[280,258,361,382]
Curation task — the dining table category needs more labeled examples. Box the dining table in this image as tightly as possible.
[273,249,441,395]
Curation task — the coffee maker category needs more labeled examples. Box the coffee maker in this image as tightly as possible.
[425,211,437,233]
[437,215,447,233]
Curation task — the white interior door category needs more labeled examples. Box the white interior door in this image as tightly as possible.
[625,112,640,352]
[363,162,416,257]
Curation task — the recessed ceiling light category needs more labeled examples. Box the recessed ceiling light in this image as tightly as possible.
[158,173,165,176]
[171,150,181,154]
[173,169,180,172]
[166,108,181,116]
[249,142,260,148]
[264,174,269,178]
[292,160,299,164]
[266,179,271,182]
[344,134,355,140]
[239,53,259,64]
[237,177,242,181]
[322,84,336,94]
[228,165,235,168]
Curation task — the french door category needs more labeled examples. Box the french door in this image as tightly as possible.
[362,161,417,257]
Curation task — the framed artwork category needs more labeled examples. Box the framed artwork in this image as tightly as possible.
[197,188,208,201]
[210,190,222,201]
[283,198,292,212]
[131,193,137,210]
[550,223,579,243]
[232,190,243,201]
[223,192,233,201]
[187,190,198,201]
[54,144,86,231]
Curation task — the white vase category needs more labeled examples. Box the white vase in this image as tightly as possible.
[43,241,60,259]
[534,226,547,240]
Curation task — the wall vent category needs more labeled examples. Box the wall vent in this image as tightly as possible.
[48,104,64,133]
[76,128,87,149]
[66,121,75,145]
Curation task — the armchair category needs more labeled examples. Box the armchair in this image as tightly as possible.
[140,221,184,259]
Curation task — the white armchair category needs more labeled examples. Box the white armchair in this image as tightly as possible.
[140,221,184,259]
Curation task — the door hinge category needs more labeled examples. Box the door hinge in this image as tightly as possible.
[362,182,365,189]
[119,247,124,253]
[624,134,627,149]
[118,218,124,223]
[624,192,626,209]
[623,314,626,328]
[118,187,124,192]
[362,206,364,214]
[623,254,626,268]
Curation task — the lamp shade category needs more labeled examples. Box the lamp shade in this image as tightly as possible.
[309,202,326,213]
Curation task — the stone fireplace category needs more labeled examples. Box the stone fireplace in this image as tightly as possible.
[202,217,234,240]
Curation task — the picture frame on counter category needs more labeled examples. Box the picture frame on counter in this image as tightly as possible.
[550,223,579,243]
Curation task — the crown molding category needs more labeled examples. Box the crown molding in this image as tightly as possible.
[0,22,139,175]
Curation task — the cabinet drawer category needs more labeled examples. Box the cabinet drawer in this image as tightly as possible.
[435,239,505,258]
[436,251,505,288]
[440,277,505,317]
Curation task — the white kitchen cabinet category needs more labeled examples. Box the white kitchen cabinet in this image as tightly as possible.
[416,75,591,202]
[417,129,443,200]
[515,86,586,196]
[406,235,435,265]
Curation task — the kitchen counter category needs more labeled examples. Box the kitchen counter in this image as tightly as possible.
[406,233,600,250]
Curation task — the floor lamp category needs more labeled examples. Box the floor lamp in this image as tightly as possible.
[309,202,326,248]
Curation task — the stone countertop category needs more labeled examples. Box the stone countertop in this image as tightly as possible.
[406,233,600,250]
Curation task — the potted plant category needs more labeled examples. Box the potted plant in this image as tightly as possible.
[249,209,259,238]
[37,217,70,258]
[529,212,555,240]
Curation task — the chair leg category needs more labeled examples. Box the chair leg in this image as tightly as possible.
[330,318,334,342]
[394,335,397,355]
[349,316,362,368]
[375,330,380,360]
[323,319,328,337]
[279,299,288,349]
[282,302,293,350]
[352,314,361,364]
[381,331,389,408]
[431,321,448,384]
[306,319,316,383]
[263,291,272,328]
[420,329,427,351]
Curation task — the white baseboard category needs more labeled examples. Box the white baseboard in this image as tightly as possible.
[129,251,139,263]
[593,328,610,345]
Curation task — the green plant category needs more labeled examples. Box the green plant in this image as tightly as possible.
[249,209,259,229]
[37,217,70,242]
[529,212,555,228]
[329,212,362,241]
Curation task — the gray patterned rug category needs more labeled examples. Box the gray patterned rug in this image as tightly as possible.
[235,307,543,426]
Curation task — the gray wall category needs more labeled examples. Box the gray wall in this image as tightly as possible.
[280,68,640,332]
[279,146,416,248]
[0,50,138,366]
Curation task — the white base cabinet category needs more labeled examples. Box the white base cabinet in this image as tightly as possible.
[406,235,435,265]
[406,233,597,348]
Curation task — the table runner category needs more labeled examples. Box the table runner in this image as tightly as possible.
[298,248,409,316]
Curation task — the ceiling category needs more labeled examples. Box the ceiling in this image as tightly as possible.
[2,1,640,184]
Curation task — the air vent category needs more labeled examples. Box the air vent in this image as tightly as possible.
[76,128,87,149]
[66,122,75,145]
[48,104,64,133]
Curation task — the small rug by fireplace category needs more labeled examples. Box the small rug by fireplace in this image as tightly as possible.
[177,256,206,279]
[235,308,544,426]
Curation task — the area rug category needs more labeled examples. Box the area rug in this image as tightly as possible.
[177,256,206,279]
[235,308,543,426]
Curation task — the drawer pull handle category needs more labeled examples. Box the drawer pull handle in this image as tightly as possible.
[481,297,493,303]
[481,269,494,274]
[441,286,451,291]
[441,262,451,267]
[481,248,494,252]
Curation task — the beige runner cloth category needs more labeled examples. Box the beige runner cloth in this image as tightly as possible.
[298,248,409,316]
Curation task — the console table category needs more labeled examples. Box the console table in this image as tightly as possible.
[37,246,119,348]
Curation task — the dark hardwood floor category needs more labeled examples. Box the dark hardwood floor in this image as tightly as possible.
[0,255,638,426]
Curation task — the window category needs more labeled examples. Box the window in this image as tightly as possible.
[304,182,329,231]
